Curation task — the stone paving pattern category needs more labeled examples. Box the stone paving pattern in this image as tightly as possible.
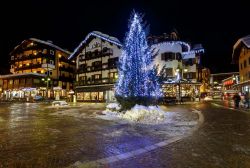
[108,102,250,168]
[0,103,197,167]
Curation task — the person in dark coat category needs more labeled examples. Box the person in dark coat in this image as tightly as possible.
[233,93,241,108]
[244,92,249,108]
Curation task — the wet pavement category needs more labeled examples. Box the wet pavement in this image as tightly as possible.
[0,102,198,168]
[111,102,250,168]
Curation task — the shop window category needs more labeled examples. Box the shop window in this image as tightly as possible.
[83,92,91,100]
[99,92,104,100]
[77,93,84,100]
[91,92,98,100]
[14,79,19,85]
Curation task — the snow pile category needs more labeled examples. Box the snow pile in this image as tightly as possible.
[100,103,166,124]
[106,103,121,111]
[99,110,122,120]
[122,105,165,124]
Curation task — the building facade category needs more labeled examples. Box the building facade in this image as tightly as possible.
[70,31,206,102]
[0,38,75,100]
[69,31,122,102]
[148,32,205,99]
[209,72,239,99]
[232,35,250,93]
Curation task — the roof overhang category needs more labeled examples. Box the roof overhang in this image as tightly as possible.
[68,31,122,60]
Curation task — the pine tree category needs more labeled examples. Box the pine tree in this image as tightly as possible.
[115,12,162,109]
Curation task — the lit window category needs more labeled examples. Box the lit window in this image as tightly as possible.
[11,56,14,60]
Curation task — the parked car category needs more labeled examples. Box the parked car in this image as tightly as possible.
[204,96,213,101]
[34,95,43,101]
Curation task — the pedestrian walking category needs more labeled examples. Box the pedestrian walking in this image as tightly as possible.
[245,92,249,108]
[233,93,241,108]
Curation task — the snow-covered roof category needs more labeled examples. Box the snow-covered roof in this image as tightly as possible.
[232,35,250,62]
[151,41,191,52]
[68,31,122,60]
[233,35,250,50]
[0,73,46,79]
[11,38,71,55]
[29,38,71,55]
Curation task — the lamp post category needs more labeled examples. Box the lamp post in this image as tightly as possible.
[42,77,50,98]
[176,67,188,104]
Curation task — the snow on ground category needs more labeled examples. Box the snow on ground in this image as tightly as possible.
[123,105,165,124]
[98,104,167,124]
[106,103,121,111]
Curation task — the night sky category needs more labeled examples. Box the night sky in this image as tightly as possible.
[0,0,249,74]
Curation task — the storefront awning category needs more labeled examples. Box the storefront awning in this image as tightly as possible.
[75,85,114,92]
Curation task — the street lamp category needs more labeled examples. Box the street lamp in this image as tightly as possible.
[42,77,50,98]
[176,67,188,104]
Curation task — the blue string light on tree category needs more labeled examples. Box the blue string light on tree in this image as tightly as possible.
[115,12,162,109]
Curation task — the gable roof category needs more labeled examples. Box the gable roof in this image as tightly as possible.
[30,38,71,55]
[68,31,122,60]
[233,35,250,50]
[10,38,71,55]
[232,35,250,62]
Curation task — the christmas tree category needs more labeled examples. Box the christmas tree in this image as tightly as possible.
[115,12,162,109]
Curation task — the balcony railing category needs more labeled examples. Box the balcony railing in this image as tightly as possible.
[15,63,42,71]
[76,63,117,74]
[11,53,43,62]
[74,78,117,86]
[79,49,113,61]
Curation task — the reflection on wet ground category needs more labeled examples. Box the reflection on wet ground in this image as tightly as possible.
[111,102,250,168]
[0,103,197,167]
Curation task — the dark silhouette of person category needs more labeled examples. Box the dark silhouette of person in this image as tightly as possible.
[245,92,249,108]
[233,93,241,108]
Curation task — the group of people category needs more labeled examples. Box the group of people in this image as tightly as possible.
[233,92,249,108]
